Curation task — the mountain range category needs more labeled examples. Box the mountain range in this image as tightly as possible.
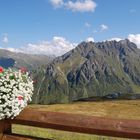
[32,39,140,104]
[0,39,140,104]
[0,49,53,69]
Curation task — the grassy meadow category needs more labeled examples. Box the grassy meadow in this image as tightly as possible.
[29,100,140,119]
[13,100,140,140]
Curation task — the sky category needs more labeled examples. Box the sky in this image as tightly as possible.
[0,0,140,56]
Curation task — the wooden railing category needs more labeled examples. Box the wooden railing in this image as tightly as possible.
[0,107,140,140]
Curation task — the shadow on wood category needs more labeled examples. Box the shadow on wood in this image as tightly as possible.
[1,107,140,139]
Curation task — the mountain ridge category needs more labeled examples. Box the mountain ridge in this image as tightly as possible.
[32,39,140,104]
[1,40,140,104]
[0,49,53,69]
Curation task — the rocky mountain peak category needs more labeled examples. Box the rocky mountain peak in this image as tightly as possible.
[32,39,140,104]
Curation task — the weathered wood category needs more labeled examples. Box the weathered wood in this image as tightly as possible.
[2,134,52,140]
[4,120,11,134]
[0,120,12,140]
[0,121,4,140]
[2,134,36,140]
[11,108,140,139]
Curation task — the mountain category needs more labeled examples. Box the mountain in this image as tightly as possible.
[32,39,140,104]
[0,49,53,69]
[0,49,55,105]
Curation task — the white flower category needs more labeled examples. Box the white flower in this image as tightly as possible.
[0,68,34,120]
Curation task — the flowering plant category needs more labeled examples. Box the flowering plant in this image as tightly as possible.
[0,67,34,120]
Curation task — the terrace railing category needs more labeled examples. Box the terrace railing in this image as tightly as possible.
[0,107,140,140]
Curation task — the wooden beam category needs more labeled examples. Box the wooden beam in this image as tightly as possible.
[2,134,52,140]
[0,121,4,140]
[11,108,140,139]
[4,120,11,134]
[0,120,12,140]
[2,134,36,140]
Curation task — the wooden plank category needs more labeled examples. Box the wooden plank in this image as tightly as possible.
[3,120,11,134]
[0,120,12,140]
[2,134,36,140]
[2,134,51,140]
[11,108,140,139]
[0,121,4,140]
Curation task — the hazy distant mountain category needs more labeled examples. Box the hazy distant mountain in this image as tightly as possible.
[0,49,53,69]
[32,39,140,104]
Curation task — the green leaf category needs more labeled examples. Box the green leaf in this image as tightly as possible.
[9,75,15,80]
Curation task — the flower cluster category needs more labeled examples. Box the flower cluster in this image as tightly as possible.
[0,67,34,120]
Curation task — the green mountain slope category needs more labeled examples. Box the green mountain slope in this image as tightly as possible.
[0,49,55,105]
[0,49,53,69]
[32,39,140,104]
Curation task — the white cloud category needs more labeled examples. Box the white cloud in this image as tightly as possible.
[128,34,140,48]
[107,38,122,42]
[50,0,63,7]
[1,36,95,56]
[100,24,108,31]
[3,34,140,56]
[85,22,91,27]
[86,37,94,42]
[107,34,140,49]
[20,34,140,55]
[6,36,76,56]
[50,0,97,12]
[93,30,97,33]
[130,9,136,13]
[2,36,9,44]
[5,47,20,53]
[66,0,97,12]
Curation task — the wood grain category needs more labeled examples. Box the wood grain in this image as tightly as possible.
[11,108,140,139]
[2,134,51,140]
[2,134,35,140]
[0,120,12,140]
[0,121,4,140]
